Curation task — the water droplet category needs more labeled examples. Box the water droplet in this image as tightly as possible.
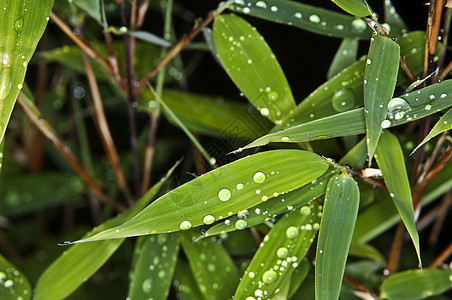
[366,58,372,65]
[425,104,432,110]
[142,278,152,293]
[332,88,355,112]
[388,97,411,113]
[243,7,250,14]
[255,1,267,8]
[236,183,244,190]
[203,215,215,225]
[309,14,320,23]
[253,172,266,184]
[294,12,302,19]
[286,226,299,239]
[179,220,192,230]
[268,91,278,100]
[381,120,391,128]
[260,107,270,116]
[441,93,447,98]
[271,6,278,12]
[14,17,24,35]
[0,66,12,100]
[351,18,367,32]
[277,247,289,259]
[300,206,311,216]
[235,219,247,230]
[280,136,290,142]
[255,289,264,297]
[261,195,268,201]
[262,269,278,284]
[238,210,249,219]
[218,188,231,201]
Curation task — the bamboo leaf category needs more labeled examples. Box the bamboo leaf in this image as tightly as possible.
[72,150,329,243]
[229,0,373,39]
[34,176,168,300]
[374,131,421,265]
[329,0,371,17]
[381,269,452,300]
[0,0,53,143]
[213,13,296,123]
[315,175,359,300]
[412,107,452,153]
[364,35,400,165]
[204,168,338,237]
[327,38,359,79]
[181,231,239,300]
[128,233,179,300]
[70,0,101,23]
[235,202,322,299]
[384,0,408,35]
[173,260,204,300]
[0,254,31,300]
[243,79,452,149]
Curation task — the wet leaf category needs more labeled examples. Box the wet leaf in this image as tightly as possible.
[0,0,53,143]
[327,38,359,79]
[213,13,296,123]
[181,231,239,300]
[205,168,338,237]
[315,175,359,300]
[412,107,452,153]
[329,0,371,17]
[243,79,452,149]
[381,269,452,300]
[375,131,421,265]
[173,260,204,300]
[364,35,400,165]
[234,202,322,299]
[287,258,312,299]
[34,176,168,300]
[338,138,367,169]
[384,0,408,35]
[70,0,101,23]
[73,150,329,243]
[128,233,179,300]
[229,0,373,39]
[127,30,172,48]
[0,254,31,300]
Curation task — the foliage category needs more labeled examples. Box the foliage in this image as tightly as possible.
[0,0,452,299]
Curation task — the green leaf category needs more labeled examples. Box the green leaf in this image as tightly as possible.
[244,79,452,149]
[229,0,373,39]
[375,131,421,265]
[412,107,452,153]
[0,0,53,143]
[213,13,296,123]
[384,0,408,35]
[327,38,359,80]
[73,150,329,243]
[173,260,204,300]
[381,269,452,300]
[315,175,359,300]
[0,253,31,300]
[128,233,179,300]
[234,202,322,299]
[338,138,367,169]
[34,177,167,300]
[71,0,101,23]
[204,168,338,237]
[287,257,312,299]
[0,173,84,217]
[364,35,400,165]
[127,30,172,48]
[329,0,371,17]
[181,231,239,300]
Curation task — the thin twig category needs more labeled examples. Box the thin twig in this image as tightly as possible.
[429,240,452,268]
[82,54,134,205]
[17,96,126,212]
[386,222,405,274]
[428,191,451,249]
[400,56,417,83]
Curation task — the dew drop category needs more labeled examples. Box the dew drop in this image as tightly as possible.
[381,120,391,128]
[286,226,299,239]
[255,1,267,8]
[366,58,372,65]
[277,247,289,259]
[309,14,320,23]
[268,91,278,100]
[235,219,247,230]
[332,88,355,112]
[425,104,432,110]
[179,220,192,230]
[237,209,249,219]
[280,136,290,142]
[262,269,278,284]
[0,66,12,100]
[253,172,266,184]
[260,107,270,116]
[14,17,24,34]
[351,18,367,32]
[441,93,447,98]
[294,12,302,19]
[203,215,215,225]
[300,206,311,216]
[388,97,410,113]
[218,188,232,201]
[142,278,152,293]
[270,5,278,12]
[236,183,244,190]
[243,7,250,14]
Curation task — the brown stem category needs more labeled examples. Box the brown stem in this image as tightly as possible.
[140,114,159,195]
[428,191,451,249]
[400,56,417,83]
[386,222,405,274]
[429,240,452,268]
[17,96,126,212]
[103,30,125,91]
[343,274,378,297]
[82,54,134,205]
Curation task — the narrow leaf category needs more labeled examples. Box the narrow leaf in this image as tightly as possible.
[73,150,329,243]
[375,131,421,265]
[412,107,452,153]
[128,233,179,300]
[381,269,452,300]
[71,0,101,23]
[229,0,373,39]
[234,202,322,299]
[173,260,204,300]
[364,35,400,165]
[0,254,31,300]
[127,30,172,48]
[0,0,53,143]
[181,231,239,300]
[329,0,371,17]
[34,177,167,300]
[213,13,296,123]
[205,168,338,237]
[327,38,359,79]
[315,175,359,300]
[384,0,408,35]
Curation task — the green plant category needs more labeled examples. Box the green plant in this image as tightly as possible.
[1,0,452,299]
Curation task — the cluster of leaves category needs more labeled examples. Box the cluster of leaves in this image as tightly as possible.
[0,0,452,299]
